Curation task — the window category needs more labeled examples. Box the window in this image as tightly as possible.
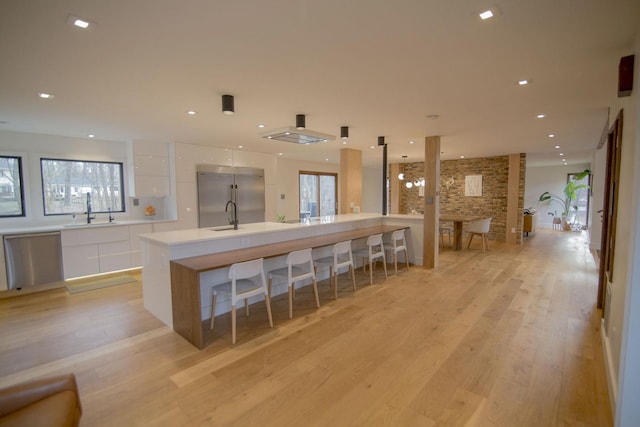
[299,171,337,218]
[40,158,125,215]
[0,156,25,217]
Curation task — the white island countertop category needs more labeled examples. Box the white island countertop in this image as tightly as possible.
[139,213,385,246]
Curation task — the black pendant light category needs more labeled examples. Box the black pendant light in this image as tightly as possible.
[340,126,349,139]
[221,94,234,115]
[378,136,385,146]
[296,114,306,129]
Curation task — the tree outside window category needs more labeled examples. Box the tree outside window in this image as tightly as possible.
[40,158,125,215]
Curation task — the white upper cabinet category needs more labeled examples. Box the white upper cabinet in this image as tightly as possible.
[131,140,170,197]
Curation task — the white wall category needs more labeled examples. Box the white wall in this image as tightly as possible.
[524,162,591,228]
[610,40,640,426]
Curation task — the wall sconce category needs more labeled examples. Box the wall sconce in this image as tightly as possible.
[221,94,234,115]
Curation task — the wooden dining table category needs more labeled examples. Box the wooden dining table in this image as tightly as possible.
[440,214,482,251]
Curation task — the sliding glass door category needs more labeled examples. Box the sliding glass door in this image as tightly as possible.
[299,171,337,218]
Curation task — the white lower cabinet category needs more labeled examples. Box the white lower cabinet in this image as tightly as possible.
[129,224,153,267]
[62,244,100,278]
[98,240,131,272]
[62,226,131,279]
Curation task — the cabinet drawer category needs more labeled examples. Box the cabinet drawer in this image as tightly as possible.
[62,226,129,246]
[63,244,100,278]
[99,240,131,272]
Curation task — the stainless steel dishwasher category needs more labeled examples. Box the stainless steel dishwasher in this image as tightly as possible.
[3,231,64,290]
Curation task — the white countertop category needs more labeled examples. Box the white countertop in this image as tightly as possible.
[139,213,385,246]
[0,218,173,235]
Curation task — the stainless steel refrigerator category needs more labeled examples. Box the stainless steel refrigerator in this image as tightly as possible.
[197,165,265,228]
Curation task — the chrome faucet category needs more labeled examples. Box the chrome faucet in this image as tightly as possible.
[225,200,238,230]
[86,192,96,224]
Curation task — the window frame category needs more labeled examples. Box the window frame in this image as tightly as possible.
[40,157,126,216]
[0,155,26,218]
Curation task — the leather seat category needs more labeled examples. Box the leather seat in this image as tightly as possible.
[0,373,82,427]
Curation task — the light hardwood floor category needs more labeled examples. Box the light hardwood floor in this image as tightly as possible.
[0,229,612,426]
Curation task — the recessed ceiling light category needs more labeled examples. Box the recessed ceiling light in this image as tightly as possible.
[342,140,347,145]
[517,80,529,86]
[186,110,197,115]
[555,145,560,149]
[408,140,415,144]
[370,146,375,149]
[67,15,93,29]
[277,152,283,156]
[87,134,95,138]
[536,114,547,119]
[548,134,555,138]
[74,19,90,28]
[237,145,243,149]
[325,158,329,161]
[460,155,465,159]
[38,92,54,99]
[479,10,494,20]
[257,124,265,128]
[559,153,564,156]
[267,136,273,139]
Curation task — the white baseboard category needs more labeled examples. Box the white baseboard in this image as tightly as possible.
[601,319,617,418]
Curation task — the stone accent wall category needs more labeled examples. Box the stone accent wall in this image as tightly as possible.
[398,154,526,242]
[516,154,526,244]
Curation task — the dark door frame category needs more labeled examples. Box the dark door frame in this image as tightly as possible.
[598,109,623,310]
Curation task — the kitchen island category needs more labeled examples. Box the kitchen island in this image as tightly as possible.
[139,213,419,348]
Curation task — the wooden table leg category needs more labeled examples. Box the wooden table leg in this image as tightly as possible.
[453,221,463,251]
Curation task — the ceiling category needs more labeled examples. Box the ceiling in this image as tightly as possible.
[0,0,638,168]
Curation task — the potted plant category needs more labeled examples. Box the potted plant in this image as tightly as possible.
[538,169,590,231]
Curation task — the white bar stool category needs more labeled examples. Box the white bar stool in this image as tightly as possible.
[314,240,356,299]
[353,233,388,285]
[268,248,320,319]
[384,229,409,275]
[209,258,273,344]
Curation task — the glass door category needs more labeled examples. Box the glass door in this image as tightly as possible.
[299,171,337,218]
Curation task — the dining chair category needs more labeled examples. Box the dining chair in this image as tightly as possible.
[384,229,409,275]
[314,240,356,299]
[439,224,453,248]
[353,233,388,285]
[268,248,320,319]
[466,217,492,252]
[210,258,273,344]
